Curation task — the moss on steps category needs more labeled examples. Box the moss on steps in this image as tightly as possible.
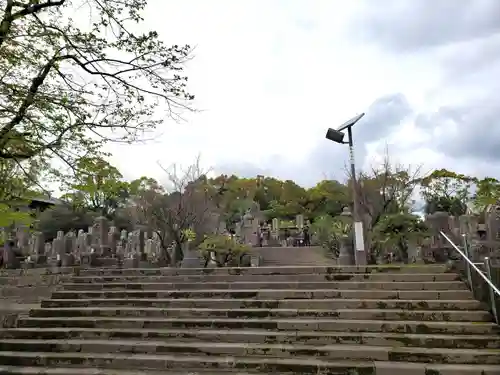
[0,265,498,373]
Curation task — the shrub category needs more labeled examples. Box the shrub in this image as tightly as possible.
[198,234,251,267]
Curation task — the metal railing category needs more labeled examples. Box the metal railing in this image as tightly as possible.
[440,231,500,325]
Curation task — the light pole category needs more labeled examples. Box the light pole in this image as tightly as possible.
[325,113,366,266]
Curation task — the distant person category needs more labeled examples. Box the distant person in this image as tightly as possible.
[303,226,310,246]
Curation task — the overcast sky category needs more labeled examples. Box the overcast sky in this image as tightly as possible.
[106,0,500,187]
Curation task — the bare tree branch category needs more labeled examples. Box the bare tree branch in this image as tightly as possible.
[0,0,194,178]
[128,157,215,266]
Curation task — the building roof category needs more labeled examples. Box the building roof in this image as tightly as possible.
[30,196,65,205]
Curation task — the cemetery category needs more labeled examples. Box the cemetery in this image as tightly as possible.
[0,187,499,373]
[0,1,499,374]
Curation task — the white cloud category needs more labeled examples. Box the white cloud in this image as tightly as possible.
[105,0,500,187]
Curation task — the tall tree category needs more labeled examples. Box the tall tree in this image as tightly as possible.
[0,0,193,169]
[420,169,474,216]
[474,177,500,210]
[60,156,130,218]
[350,151,422,230]
[0,158,42,227]
[130,159,215,265]
[305,179,349,219]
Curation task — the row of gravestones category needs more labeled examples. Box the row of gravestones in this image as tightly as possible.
[2,217,167,269]
[235,212,308,247]
[8,209,497,268]
[360,211,500,265]
[423,210,500,263]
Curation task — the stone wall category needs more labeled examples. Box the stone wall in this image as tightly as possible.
[0,267,75,328]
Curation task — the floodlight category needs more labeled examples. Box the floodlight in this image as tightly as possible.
[325,128,345,144]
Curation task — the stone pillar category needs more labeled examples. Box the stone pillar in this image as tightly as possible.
[241,211,255,246]
[62,232,76,267]
[181,242,202,268]
[53,231,65,262]
[30,232,46,265]
[271,218,279,240]
[94,216,111,256]
[123,231,139,268]
[296,214,304,230]
[251,218,259,246]
[16,225,30,257]
[134,226,147,261]
[459,214,478,238]
[108,226,119,256]
[338,235,354,265]
[3,239,19,269]
[485,206,500,243]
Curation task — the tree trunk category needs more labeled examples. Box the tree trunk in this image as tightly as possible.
[399,239,409,264]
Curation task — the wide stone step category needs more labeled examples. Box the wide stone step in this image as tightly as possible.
[50,289,474,300]
[76,265,449,276]
[0,340,499,364]
[69,273,460,283]
[16,317,500,334]
[0,367,265,375]
[60,281,467,291]
[1,328,499,349]
[1,362,500,375]
[27,307,492,322]
[40,298,485,310]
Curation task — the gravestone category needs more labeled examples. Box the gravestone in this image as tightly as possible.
[296,214,304,230]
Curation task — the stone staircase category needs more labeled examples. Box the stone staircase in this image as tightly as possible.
[0,265,499,374]
[252,246,338,266]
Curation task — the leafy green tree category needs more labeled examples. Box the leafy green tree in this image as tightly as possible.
[0,0,193,169]
[208,175,311,222]
[305,180,349,220]
[60,157,130,218]
[372,213,429,263]
[474,177,500,210]
[310,215,352,258]
[0,158,45,228]
[420,169,473,216]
